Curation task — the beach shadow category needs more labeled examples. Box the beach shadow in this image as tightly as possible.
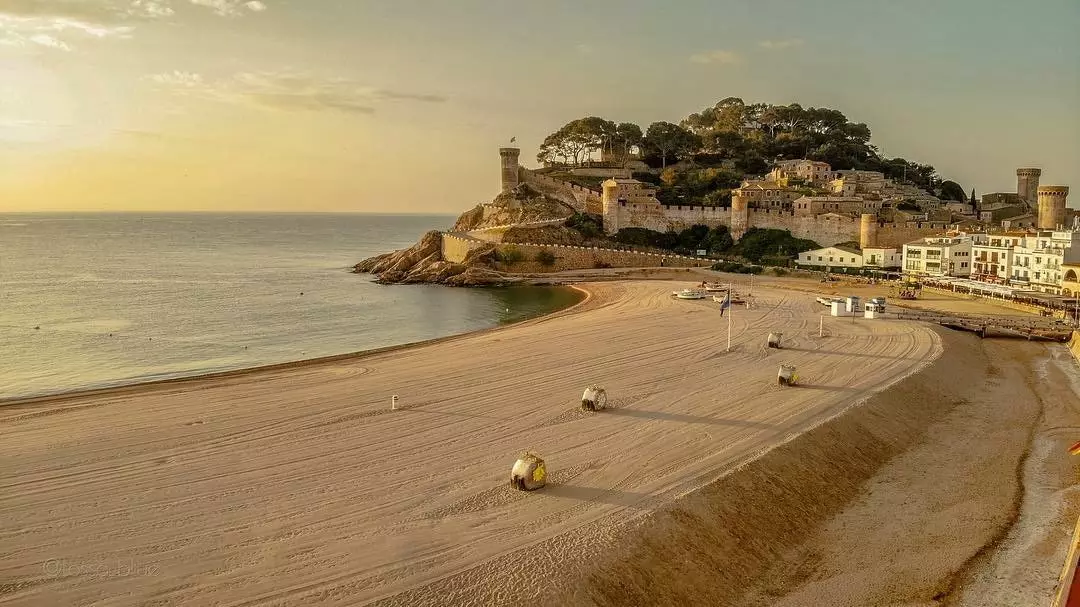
[782,347,912,361]
[542,483,654,507]
[790,384,860,392]
[604,407,773,428]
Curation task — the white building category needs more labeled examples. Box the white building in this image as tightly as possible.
[1009,230,1080,294]
[862,247,902,269]
[798,245,864,269]
[970,232,1027,284]
[902,235,973,277]
[797,245,901,270]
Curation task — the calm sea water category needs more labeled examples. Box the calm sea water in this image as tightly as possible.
[0,213,581,400]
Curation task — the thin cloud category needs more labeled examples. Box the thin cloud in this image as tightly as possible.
[28,33,70,50]
[575,43,593,55]
[187,0,267,17]
[0,0,268,50]
[150,70,204,87]
[759,38,804,50]
[689,50,742,65]
[148,70,447,115]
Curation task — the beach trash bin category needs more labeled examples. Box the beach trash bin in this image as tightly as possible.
[767,332,783,349]
[510,452,547,491]
[777,364,796,387]
[581,385,608,411]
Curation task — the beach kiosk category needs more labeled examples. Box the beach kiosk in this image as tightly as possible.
[767,332,783,349]
[846,296,861,313]
[864,302,881,319]
[830,300,844,317]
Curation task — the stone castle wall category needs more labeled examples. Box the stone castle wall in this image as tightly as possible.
[520,169,602,214]
[441,233,489,263]
[495,243,709,273]
[604,201,944,247]
[442,232,707,272]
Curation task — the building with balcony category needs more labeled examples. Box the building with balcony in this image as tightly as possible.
[970,232,1027,284]
[902,235,973,277]
[1012,231,1080,294]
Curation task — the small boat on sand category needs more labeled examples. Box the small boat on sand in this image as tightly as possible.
[703,283,727,292]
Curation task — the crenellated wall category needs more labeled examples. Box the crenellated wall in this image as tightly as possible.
[520,168,602,214]
[602,199,946,247]
[441,233,490,263]
[495,242,710,273]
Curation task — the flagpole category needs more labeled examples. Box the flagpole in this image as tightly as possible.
[727,289,732,352]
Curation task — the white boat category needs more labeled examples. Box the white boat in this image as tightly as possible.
[703,283,728,292]
[675,289,707,300]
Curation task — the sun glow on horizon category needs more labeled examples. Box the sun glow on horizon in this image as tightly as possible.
[1,0,1077,213]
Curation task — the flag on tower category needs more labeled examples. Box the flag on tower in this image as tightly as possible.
[510,136,516,143]
[718,290,731,316]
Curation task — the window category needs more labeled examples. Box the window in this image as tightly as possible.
[818,256,823,261]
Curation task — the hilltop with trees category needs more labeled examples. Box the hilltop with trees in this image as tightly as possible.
[534,97,963,206]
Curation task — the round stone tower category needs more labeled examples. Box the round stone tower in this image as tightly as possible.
[1017,168,1042,209]
[601,178,620,235]
[1037,185,1070,229]
[859,213,879,249]
[500,147,521,192]
[730,195,750,240]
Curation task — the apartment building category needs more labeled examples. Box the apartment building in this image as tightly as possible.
[1010,231,1080,294]
[902,235,973,277]
[970,232,1027,283]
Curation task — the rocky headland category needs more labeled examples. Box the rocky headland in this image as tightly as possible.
[353,184,578,286]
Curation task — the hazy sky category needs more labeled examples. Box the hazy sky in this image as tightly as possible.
[1,0,1077,213]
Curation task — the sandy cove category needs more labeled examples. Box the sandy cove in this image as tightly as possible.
[0,278,1077,606]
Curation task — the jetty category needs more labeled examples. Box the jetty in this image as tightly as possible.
[891,309,1073,342]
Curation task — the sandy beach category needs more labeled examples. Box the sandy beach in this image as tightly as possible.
[1,276,1076,606]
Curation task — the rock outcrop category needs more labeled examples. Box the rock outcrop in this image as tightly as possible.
[352,230,522,287]
[355,184,582,286]
[452,184,575,232]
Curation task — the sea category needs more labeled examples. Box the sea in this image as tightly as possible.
[0,213,581,401]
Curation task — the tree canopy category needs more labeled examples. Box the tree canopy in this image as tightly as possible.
[641,122,700,168]
[538,99,959,194]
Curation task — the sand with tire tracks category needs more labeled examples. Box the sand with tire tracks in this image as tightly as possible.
[0,278,1038,606]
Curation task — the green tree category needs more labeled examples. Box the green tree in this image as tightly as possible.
[615,122,643,158]
[939,180,966,202]
[703,226,734,252]
[536,117,617,165]
[642,122,700,169]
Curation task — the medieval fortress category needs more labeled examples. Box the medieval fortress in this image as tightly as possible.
[497,147,1072,251]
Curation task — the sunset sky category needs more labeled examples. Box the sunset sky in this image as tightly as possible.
[1,0,1077,213]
